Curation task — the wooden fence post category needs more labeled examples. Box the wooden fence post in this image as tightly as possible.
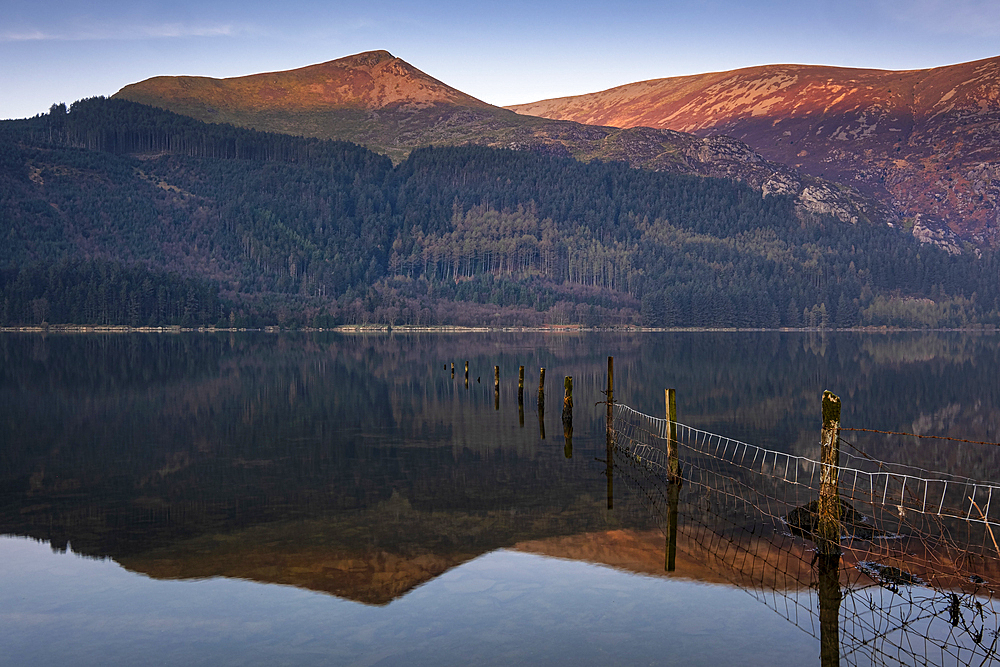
[818,390,842,556]
[665,388,679,482]
[562,376,573,458]
[563,376,573,422]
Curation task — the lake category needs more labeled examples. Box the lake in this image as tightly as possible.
[2,331,999,666]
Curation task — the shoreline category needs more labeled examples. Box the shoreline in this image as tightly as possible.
[2,324,999,334]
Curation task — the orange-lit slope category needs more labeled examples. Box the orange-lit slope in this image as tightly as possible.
[510,57,1000,243]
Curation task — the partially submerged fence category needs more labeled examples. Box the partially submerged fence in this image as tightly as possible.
[604,357,1000,667]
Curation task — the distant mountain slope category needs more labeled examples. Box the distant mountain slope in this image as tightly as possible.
[508,56,1000,245]
[116,50,494,113]
[114,50,545,163]
[111,51,888,227]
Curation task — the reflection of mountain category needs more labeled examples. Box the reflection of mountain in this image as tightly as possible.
[2,331,1000,611]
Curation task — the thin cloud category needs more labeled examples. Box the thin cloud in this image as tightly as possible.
[0,22,240,42]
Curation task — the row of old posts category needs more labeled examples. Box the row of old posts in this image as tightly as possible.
[444,361,574,457]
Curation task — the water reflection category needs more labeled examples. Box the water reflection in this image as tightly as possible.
[2,331,1000,664]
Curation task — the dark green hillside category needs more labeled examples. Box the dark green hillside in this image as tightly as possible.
[1,98,998,328]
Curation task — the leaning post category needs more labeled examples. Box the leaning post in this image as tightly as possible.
[817,390,842,556]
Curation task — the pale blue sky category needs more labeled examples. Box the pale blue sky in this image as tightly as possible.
[3,0,1000,119]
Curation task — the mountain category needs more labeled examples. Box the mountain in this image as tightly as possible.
[112,51,886,227]
[114,49,552,163]
[508,56,1000,246]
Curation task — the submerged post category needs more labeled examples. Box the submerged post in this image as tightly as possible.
[563,376,573,458]
[538,368,546,407]
[451,362,455,379]
[518,366,525,427]
[817,391,842,556]
[494,365,500,411]
[562,376,573,423]
[465,361,469,388]
[606,356,614,510]
[818,552,842,667]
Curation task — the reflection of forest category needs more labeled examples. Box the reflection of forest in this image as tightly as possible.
[1,332,999,603]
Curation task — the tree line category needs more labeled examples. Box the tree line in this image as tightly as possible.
[1,97,998,328]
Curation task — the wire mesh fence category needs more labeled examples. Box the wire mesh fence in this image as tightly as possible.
[609,401,1000,666]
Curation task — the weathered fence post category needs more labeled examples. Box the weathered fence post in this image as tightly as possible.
[817,390,842,556]
[563,376,573,423]
[606,356,614,510]
[665,388,679,482]
[538,368,545,407]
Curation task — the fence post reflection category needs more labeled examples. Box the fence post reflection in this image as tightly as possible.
[817,553,842,667]
[562,376,573,458]
[518,365,525,427]
[606,357,614,510]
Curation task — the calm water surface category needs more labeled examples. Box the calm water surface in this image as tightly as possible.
[2,331,999,666]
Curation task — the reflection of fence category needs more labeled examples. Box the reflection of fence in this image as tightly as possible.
[609,398,1000,666]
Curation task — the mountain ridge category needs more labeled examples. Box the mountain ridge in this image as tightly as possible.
[507,56,1000,245]
[111,51,892,234]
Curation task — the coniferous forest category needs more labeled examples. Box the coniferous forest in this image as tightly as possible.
[2,97,999,328]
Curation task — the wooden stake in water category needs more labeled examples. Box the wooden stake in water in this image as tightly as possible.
[665,388,679,482]
[562,376,573,458]
[465,361,469,388]
[562,376,573,423]
[538,368,546,410]
[818,390,842,556]
[451,362,455,379]
[494,366,500,411]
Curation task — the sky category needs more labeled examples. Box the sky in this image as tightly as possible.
[3,0,1000,120]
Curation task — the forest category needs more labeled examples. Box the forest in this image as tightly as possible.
[1,97,998,328]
